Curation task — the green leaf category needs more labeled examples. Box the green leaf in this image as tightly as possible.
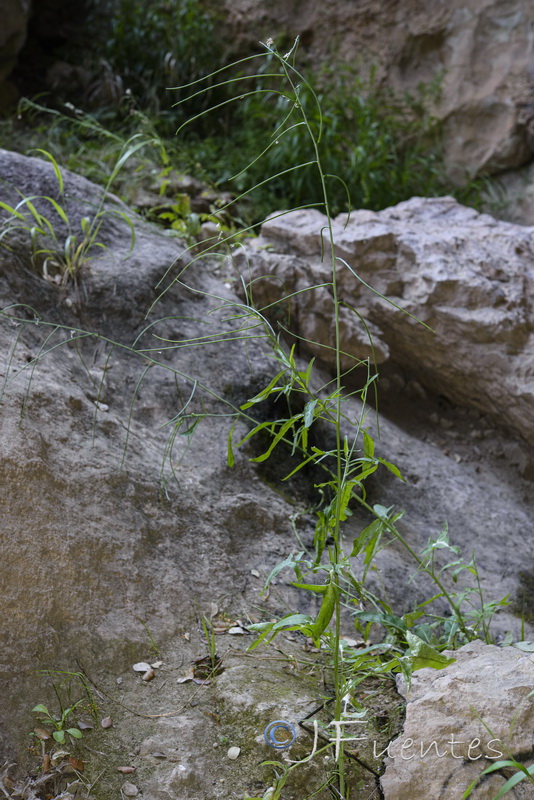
[363,431,375,458]
[227,420,237,467]
[337,480,358,522]
[272,613,314,630]
[34,149,64,194]
[490,764,534,800]
[53,730,65,743]
[250,416,297,462]
[240,370,286,409]
[42,195,69,226]
[0,200,26,220]
[180,416,204,437]
[307,580,336,645]
[351,518,384,557]
[462,761,534,799]
[303,399,318,428]
[377,457,404,480]
[32,703,50,717]
[67,728,83,739]
[406,631,456,671]
[291,582,328,594]
[282,451,319,481]
[513,641,534,652]
[262,552,304,593]
[373,504,393,520]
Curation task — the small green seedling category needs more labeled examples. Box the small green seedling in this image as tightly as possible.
[32,700,84,743]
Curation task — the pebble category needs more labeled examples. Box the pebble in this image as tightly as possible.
[121,782,139,797]
[227,746,241,760]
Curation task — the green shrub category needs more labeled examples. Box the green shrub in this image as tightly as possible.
[85,0,224,121]
[179,62,487,221]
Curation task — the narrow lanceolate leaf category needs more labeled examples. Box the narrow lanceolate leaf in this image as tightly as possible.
[338,480,358,522]
[250,416,297,462]
[42,195,69,226]
[308,579,337,645]
[377,457,405,480]
[0,200,26,219]
[363,431,375,458]
[34,149,64,194]
[240,370,286,409]
[290,582,329,594]
[262,552,305,592]
[462,761,534,799]
[227,420,237,467]
[303,399,318,428]
[351,518,385,557]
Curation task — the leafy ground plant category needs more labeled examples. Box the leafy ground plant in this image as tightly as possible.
[31,700,84,744]
[0,139,146,286]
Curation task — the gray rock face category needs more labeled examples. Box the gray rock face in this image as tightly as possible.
[220,0,534,178]
[381,640,534,799]
[1,150,534,798]
[238,199,534,445]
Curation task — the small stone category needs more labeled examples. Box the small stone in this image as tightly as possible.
[121,782,139,797]
[132,662,151,673]
[227,746,240,760]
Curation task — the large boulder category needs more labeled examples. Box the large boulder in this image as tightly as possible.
[381,640,534,799]
[220,0,534,179]
[238,198,534,446]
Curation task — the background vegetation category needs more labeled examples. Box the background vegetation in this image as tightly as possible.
[2,0,487,228]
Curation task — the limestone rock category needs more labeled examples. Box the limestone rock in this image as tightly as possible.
[219,0,534,178]
[238,199,534,445]
[1,149,534,797]
[381,640,534,799]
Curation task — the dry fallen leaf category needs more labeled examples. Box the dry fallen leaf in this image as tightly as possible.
[177,667,194,684]
[69,756,84,773]
[101,716,113,729]
[77,718,94,731]
[33,727,51,740]
[50,749,70,767]
[117,765,136,774]
[142,668,155,682]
